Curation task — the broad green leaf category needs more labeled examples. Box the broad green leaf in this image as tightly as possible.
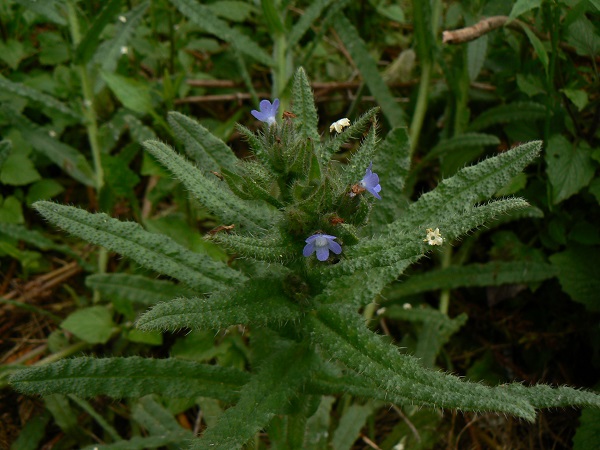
[550,245,600,311]
[33,201,243,292]
[0,196,24,224]
[0,152,41,186]
[426,132,500,163]
[384,261,558,298]
[26,179,64,204]
[0,39,26,70]
[468,102,546,131]
[545,135,595,204]
[61,306,115,344]
[143,140,275,230]
[332,14,406,127]
[0,140,10,170]
[131,396,192,439]
[168,111,238,172]
[573,408,600,450]
[86,273,195,306]
[101,71,153,115]
[10,357,248,402]
[561,88,589,111]
[0,77,79,120]
[508,0,542,20]
[137,278,301,331]
[169,0,273,66]
[521,25,549,72]
[467,34,487,81]
[566,16,600,57]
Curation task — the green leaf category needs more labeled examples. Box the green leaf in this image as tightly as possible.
[561,88,589,111]
[9,411,50,450]
[169,0,273,66]
[136,278,301,332]
[0,39,26,70]
[61,306,115,344]
[426,132,500,163]
[0,196,24,224]
[191,343,318,450]
[330,402,374,450]
[0,140,10,171]
[332,14,405,127]
[550,245,600,311]
[13,0,67,25]
[210,231,296,263]
[168,111,238,172]
[309,305,537,420]
[10,356,248,402]
[573,408,600,450]
[33,201,243,292]
[385,261,558,297]
[288,0,335,48]
[143,140,275,230]
[0,77,79,120]
[131,396,192,439]
[521,25,549,72]
[0,152,41,186]
[74,0,124,64]
[86,273,195,306]
[545,135,595,204]
[468,102,546,131]
[467,34,488,81]
[26,179,65,204]
[508,0,542,20]
[291,68,320,141]
[101,71,153,115]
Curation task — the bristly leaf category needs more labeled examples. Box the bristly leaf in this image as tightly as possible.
[168,111,238,173]
[331,14,406,128]
[319,107,379,164]
[33,201,243,292]
[292,68,319,141]
[210,231,297,263]
[191,343,318,450]
[136,278,301,332]
[309,305,537,421]
[10,357,248,402]
[389,141,542,234]
[385,261,558,298]
[468,102,546,131]
[169,0,273,67]
[143,140,276,231]
[342,122,379,185]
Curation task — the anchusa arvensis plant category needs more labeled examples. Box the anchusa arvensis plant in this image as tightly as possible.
[12,68,600,450]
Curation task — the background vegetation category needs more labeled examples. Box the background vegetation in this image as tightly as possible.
[0,0,599,448]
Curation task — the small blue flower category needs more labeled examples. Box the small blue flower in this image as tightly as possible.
[251,99,279,125]
[359,162,381,199]
[303,233,342,261]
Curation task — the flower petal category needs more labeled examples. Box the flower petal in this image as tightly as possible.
[328,240,342,255]
[316,246,329,261]
[303,242,315,257]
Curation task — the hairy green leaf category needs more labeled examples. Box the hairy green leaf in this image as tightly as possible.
[210,231,296,263]
[292,68,319,141]
[468,102,546,131]
[10,357,248,402]
[168,112,238,172]
[143,140,275,230]
[14,0,67,25]
[385,261,557,298]
[33,201,242,292]
[136,278,301,331]
[192,343,318,450]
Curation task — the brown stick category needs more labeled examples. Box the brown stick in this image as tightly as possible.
[442,16,513,44]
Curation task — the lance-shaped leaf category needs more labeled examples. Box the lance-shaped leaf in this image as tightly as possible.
[341,122,378,185]
[169,0,272,66]
[10,357,248,402]
[385,261,558,298]
[308,305,537,420]
[143,140,275,230]
[292,68,319,141]
[319,107,379,163]
[468,102,546,131]
[136,278,301,332]
[389,141,542,234]
[86,273,196,306]
[168,111,238,172]
[33,201,243,292]
[210,231,297,263]
[502,383,600,410]
[0,76,78,120]
[191,343,318,450]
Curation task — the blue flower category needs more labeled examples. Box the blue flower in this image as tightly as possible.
[359,162,381,199]
[303,233,342,261]
[251,99,279,125]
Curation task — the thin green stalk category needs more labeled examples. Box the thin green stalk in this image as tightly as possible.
[409,60,431,154]
[274,29,289,112]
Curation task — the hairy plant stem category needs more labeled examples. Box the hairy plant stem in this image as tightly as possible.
[438,245,453,315]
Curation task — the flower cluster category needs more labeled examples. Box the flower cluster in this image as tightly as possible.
[330,118,351,133]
